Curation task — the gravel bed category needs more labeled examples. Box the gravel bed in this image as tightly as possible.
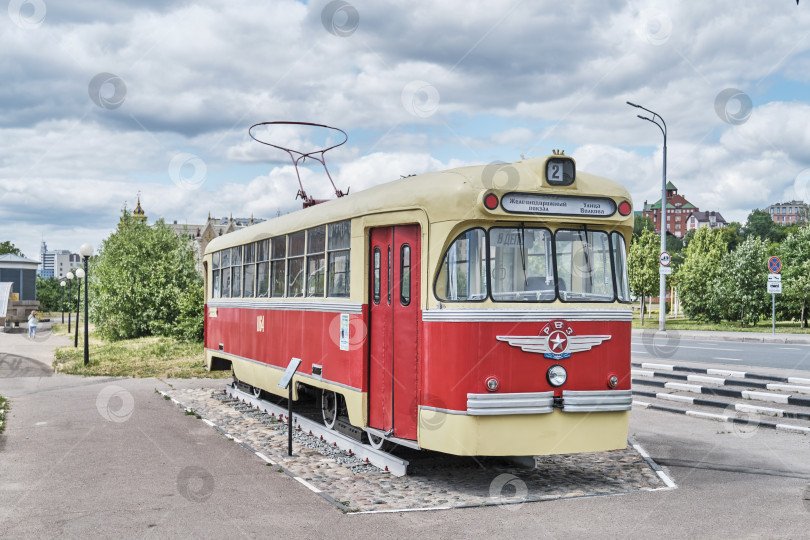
[164,385,669,512]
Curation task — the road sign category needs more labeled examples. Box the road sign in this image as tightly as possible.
[768,256,781,273]
[659,266,672,275]
[659,251,671,266]
[767,274,782,294]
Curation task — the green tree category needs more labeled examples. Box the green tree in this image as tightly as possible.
[0,241,24,257]
[633,215,655,239]
[89,216,203,341]
[780,227,810,327]
[628,229,660,323]
[35,276,73,313]
[714,237,770,326]
[742,209,784,243]
[717,222,744,252]
[675,227,727,321]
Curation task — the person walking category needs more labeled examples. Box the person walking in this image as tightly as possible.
[27,310,39,338]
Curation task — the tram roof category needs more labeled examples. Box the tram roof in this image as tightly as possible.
[205,156,633,254]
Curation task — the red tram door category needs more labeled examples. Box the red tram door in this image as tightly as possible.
[368,225,421,441]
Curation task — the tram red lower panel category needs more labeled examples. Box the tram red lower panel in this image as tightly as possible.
[204,305,368,392]
[420,319,631,412]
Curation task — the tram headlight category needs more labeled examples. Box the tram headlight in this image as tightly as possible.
[486,377,499,392]
[607,375,619,388]
[547,365,567,387]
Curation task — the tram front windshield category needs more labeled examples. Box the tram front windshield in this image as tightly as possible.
[437,226,630,303]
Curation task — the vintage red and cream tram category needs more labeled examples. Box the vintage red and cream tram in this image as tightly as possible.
[203,154,634,456]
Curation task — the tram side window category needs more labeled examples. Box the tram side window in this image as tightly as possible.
[612,232,631,302]
[256,239,269,298]
[243,242,255,298]
[306,225,326,297]
[221,248,231,298]
[555,230,614,302]
[271,236,286,297]
[490,227,554,302]
[327,220,351,298]
[435,229,487,302]
[212,251,221,299]
[400,244,411,306]
[373,247,381,304]
[231,246,243,298]
[288,231,305,297]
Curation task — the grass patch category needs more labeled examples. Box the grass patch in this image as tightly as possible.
[632,316,810,333]
[0,394,7,434]
[53,333,231,379]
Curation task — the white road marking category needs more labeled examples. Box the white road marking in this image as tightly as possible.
[741,390,789,404]
[640,363,674,371]
[294,476,322,493]
[712,357,744,362]
[674,345,741,352]
[657,394,694,404]
[779,347,802,350]
[665,382,702,393]
[687,375,725,385]
[766,383,810,395]
[707,369,746,378]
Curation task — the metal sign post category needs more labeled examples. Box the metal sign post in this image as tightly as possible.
[278,357,302,456]
[767,257,782,335]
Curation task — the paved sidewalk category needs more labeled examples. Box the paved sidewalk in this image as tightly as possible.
[632,327,810,344]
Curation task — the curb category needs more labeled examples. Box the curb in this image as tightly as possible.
[631,378,810,407]
[633,400,810,435]
[632,362,810,385]
[631,328,810,345]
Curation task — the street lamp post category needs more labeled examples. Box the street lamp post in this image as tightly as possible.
[60,280,66,323]
[627,101,668,332]
[75,268,85,348]
[79,243,93,366]
[66,272,74,334]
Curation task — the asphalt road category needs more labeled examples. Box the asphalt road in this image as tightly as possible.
[2,328,810,538]
[632,335,810,372]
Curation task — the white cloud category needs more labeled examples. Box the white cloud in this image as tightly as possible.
[3,0,810,258]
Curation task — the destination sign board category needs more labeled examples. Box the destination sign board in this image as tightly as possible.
[501,193,616,217]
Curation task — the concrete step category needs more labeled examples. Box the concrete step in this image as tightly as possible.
[632,393,810,435]
[629,360,810,434]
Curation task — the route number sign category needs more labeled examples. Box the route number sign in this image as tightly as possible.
[659,251,671,266]
[768,256,781,274]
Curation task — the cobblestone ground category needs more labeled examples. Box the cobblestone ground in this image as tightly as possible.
[163,386,668,513]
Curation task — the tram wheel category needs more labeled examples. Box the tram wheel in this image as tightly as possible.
[321,390,338,429]
[367,432,385,450]
[232,369,239,389]
[252,385,261,398]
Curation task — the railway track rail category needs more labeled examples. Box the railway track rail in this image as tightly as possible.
[226,383,410,476]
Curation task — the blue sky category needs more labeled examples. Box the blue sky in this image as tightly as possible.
[2,0,810,260]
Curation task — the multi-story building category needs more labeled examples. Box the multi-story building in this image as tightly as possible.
[686,210,728,232]
[124,196,265,272]
[38,242,82,279]
[642,182,698,238]
[766,200,807,225]
[167,214,265,266]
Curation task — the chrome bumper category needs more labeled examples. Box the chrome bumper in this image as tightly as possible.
[561,390,633,412]
[466,391,554,415]
[464,389,632,415]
